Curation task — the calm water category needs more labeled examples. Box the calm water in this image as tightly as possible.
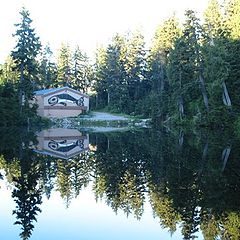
[0,127,239,240]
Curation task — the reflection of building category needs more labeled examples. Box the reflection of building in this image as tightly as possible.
[35,128,89,159]
[34,86,89,118]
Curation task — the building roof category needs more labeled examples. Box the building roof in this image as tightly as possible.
[34,87,66,95]
[34,86,89,98]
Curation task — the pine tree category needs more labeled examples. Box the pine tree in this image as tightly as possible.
[0,56,19,84]
[38,44,57,89]
[56,43,72,87]
[72,46,92,93]
[168,10,210,122]
[224,0,240,108]
[94,34,128,112]
[125,31,146,105]
[94,47,109,108]
[202,0,232,110]
[105,34,128,112]
[224,0,240,39]
[11,7,41,111]
[203,0,224,40]
[149,16,180,91]
[148,16,181,121]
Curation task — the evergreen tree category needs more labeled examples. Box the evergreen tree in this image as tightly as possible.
[105,34,128,112]
[11,7,41,110]
[168,10,209,122]
[38,44,57,89]
[224,0,240,39]
[56,43,72,87]
[149,15,180,93]
[0,56,19,84]
[202,0,232,112]
[0,83,21,126]
[224,0,240,109]
[94,34,128,112]
[125,31,147,112]
[0,57,21,126]
[72,46,92,93]
[203,0,225,40]
[148,16,181,121]
[94,47,109,108]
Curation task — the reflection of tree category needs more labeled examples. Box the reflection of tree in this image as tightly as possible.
[149,186,180,233]
[56,159,73,207]
[92,133,146,219]
[200,211,221,240]
[222,212,240,240]
[0,128,42,240]
[38,156,57,199]
[70,152,93,198]
[91,129,240,239]
[55,151,93,207]
[12,155,42,240]
[0,128,240,239]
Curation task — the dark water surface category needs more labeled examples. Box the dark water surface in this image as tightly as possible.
[0,127,239,240]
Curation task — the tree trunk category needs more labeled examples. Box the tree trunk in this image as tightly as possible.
[221,146,231,172]
[178,130,184,150]
[19,63,24,113]
[222,81,232,107]
[198,139,208,179]
[160,64,164,93]
[96,94,98,109]
[107,91,110,105]
[199,71,209,112]
[179,71,184,120]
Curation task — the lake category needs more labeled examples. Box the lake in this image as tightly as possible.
[0,127,239,240]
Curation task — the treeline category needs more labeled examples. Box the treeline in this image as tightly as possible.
[94,0,240,127]
[0,7,92,126]
[1,0,240,127]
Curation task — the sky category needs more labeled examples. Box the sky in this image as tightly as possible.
[0,180,203,239]
[0,0,210,62]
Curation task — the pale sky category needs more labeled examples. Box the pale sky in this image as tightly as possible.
[0,0,210,63]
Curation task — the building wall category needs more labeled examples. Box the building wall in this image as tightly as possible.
[36,95,44,117]
[36,88,89,118]
[43,108,84,118]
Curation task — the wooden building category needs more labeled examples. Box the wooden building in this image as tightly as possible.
[34,86,89,118]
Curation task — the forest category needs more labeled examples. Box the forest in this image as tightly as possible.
[0,0,240,128]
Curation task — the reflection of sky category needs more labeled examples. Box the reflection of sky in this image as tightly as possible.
[0,181,203,240]
[0,183,21,239]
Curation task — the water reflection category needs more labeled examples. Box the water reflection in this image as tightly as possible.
[0,128,240,239]
[34,128,89,159]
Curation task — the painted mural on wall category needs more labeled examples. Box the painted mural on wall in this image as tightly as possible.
[34,87,89,118]
[48,94,85,107]
[48,139,85,153]
[35,128,89,159]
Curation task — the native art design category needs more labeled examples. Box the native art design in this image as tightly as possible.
[48,94,84,106]
[48,139,84,152]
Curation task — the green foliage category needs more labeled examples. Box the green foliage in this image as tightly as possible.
[93,31,148,114]
[0,83,22,126]
[2,2,240,128]
[224,0,240,39]
[56,43,72,87]
[222,212,240,239]
[38,44,57,89]
[72,46,92,93]
[11,7,41,101]
[92,1,240,128]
